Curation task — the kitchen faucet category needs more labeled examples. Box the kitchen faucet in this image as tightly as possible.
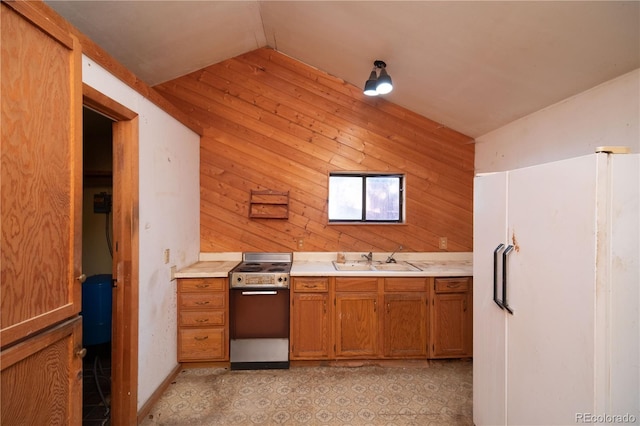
[385,245,403,263]
[361,252,373,262]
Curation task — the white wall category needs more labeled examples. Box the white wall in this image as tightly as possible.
[82,56,201,409]
[475,69,640,172]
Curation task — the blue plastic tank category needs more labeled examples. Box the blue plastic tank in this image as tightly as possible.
[81,274,113,346]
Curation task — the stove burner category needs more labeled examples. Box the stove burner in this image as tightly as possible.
[271,262,288,267]
[268,267,286,272]
[244,262,261,266]
[238,266,261,272]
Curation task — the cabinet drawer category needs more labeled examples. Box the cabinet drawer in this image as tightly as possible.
[435,277,470,293]
[335,277,378,292]
[293,277,329,292]
[178,328,225,361]
[180,292,225,309]
[179,278,226,292]
[384,277,427,292]
[179,310,225,326]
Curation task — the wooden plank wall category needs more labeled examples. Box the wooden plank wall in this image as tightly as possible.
[154,48,474,253]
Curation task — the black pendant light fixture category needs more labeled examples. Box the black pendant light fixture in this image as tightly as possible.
[363,60,393,96]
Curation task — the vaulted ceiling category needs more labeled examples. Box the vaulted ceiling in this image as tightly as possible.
[46,1,639,138]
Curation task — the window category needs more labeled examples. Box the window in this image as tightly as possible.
[328,172,404,223]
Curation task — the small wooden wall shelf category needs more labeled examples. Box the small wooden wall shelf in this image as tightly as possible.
[249,190,289,219]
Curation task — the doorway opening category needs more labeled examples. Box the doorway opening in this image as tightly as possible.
[82,107,114,424]
[83,82,139,425]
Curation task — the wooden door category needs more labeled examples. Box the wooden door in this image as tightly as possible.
[383,293,427,358]
[1,2,82,424]
[1,0,82,346]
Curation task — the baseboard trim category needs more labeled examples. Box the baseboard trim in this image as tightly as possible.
[137,363,182,424]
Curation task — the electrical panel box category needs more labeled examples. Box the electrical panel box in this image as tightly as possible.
[93,192,112,214]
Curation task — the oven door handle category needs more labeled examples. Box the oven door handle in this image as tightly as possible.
[241,290,278,295]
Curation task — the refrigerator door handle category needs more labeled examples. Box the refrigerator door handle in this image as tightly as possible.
[493,244,506,310]
[502,245,515,314]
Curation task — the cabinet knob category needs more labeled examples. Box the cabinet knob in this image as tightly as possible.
[76,348,87,359]
[77,274,87,283]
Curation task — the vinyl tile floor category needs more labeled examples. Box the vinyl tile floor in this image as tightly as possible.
[140,359,472,425]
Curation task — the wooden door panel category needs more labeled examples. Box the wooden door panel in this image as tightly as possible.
[1,317,83,425]
[335,294,378,358]
[383,294,427,357]
[291,292,330,359]
[0,1,82,347]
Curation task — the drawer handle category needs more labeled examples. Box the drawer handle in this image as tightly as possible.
[194,336,209,341]
[304,284,317,288]
[194,301,210,305]
[447,283,461,288]
[196,284,210,288]
[195,318,209,323]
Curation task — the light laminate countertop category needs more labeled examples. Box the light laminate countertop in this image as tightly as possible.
[175,252,472,279]
[173,261,240,278]
[290,259,472,277]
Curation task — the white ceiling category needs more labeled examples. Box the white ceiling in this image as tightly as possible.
[46,1,639,138]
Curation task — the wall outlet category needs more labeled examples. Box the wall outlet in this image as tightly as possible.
[439,237,448,250]
[297,239,304,249]
[163,248,170,264]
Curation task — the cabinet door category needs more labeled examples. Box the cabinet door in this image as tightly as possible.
[383,293,427,358]
[1,1,83,347]
[431,285,471,358]
[1,317,83,425]
[335,293,378,358]
[291,292,331,359]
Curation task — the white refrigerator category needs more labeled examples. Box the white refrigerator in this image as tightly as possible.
[473,153,639,425]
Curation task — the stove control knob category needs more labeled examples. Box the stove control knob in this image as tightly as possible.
[278,277,283,282]
[236,277,242,282]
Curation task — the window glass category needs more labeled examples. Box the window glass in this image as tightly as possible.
[328,173,403,223]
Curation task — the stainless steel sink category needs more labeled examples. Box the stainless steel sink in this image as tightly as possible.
[332,260,422,272]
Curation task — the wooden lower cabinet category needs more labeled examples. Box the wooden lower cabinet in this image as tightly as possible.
[289,275,472,361]
[290,277,331,359]
[383,278,428,358]
[177,278,228,362]
[430,277,473,358]
[334,277,379,358]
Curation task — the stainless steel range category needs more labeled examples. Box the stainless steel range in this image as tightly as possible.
[229,252,292,370]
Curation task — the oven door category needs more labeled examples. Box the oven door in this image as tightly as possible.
[229,288,290,369]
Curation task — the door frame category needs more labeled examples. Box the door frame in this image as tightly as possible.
[83,83,139,425]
